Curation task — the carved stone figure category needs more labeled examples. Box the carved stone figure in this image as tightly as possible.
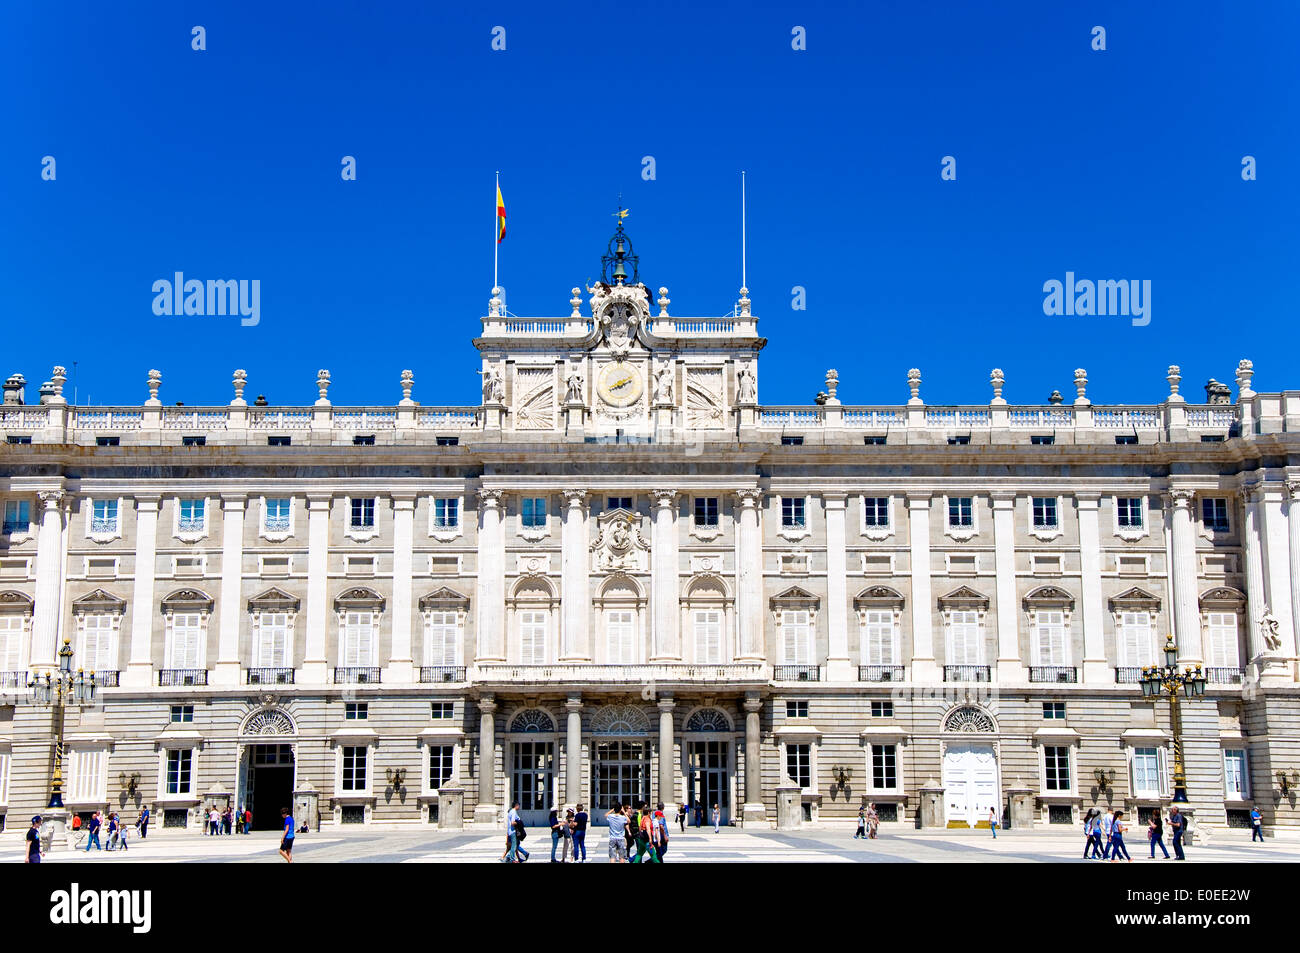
[565,370,584,404]
[480,366,504,404]
[737,364,756,403]
[1260,607,1282,652]
[653,365,674,404]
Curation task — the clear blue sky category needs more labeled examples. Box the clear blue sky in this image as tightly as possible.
[2,1,1296,408]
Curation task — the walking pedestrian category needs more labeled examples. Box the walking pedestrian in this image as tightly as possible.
[549,805,565,863]
[25,815,43,864]
[655,803,670,861]
[633,803,661,863]
[624,804,638,858]
[1250,806,1264,843]
[867,802,880,839]
[854,806,866,839]
[1082,808,1102,859]
[1148,809,1170,859]
[278,807,294,863]
[1169,806,1186,860]
[572,803,588,863]
[1100,809,1115,859]
[85,811,103,851]
[712,803,720,833]
[1109,810,1132,862]
[605,801,629,863]
[694,802,703,828]
[137,806,149,840]
[988,806,998,838]
[244,808,252,835]
[677,803,686,832]
[105,813,120,850]
[500,801,529,863]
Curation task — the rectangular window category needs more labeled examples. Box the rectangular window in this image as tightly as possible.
[1114,434,1138,445]
[1118,611,1153,667]
[432,498,459,529]
[693,609,722,663]
[872,745,897,789]
[780,610,812,665]
[95,436,120,447]
[947,435,970,445]
[1044,746,1071,792]
[1223,749,1248,799]
[2,500,29,535]
[424,611,459,667]
[436,436,459,447]
[1035,610,1067,666]
[948,497,973,528]
[165,749,193,795]
[519,609,547,664]
[786,744,811,789]
[1206,612,1240,668]
[781,497,806,528]
[80,614,117,672]
[352,434,375,446]
[521,497,547,528]
[345,702,368,720]
[1030,435,1055,445]
[254,612,290,668]
[1032,497,1058,528]
[168,612,202,668]
[170,705,193,723]
[429,745,455,790]
[1042,702,1066,720]
[69,748,106,802]
[861,609,895,665]
[181,435,205,447]
[264,498,291,531]
[863,435,887,446]
[1131,747,1163,797]
[693,497,719,527]
[267,435,291,447]
[178,498,205,532]
[781,435,804,446]
[606,497,633,511]
[862,497,889,528]
[350,498,376,529]
[90,499,119,534]
[871,701,894,717]
[1202,498,1229,532]
[341,611,375,666]
[1116,497,1143,528]
[785,701,809,719]
[947,610,982,664]
[431,702,454,720]
[0,749,9,805]
[606,609,636,664]
[341,746,368,792]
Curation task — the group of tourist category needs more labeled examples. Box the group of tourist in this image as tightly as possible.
[854,803,882,839]
[501,798,706,863]
[1083,805,1192,861]
[75,810,134,851]
[206,805,253,835]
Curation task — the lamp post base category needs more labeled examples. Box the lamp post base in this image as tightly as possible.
[42,808,71,852]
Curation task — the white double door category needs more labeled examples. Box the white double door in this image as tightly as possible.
[942,743,999,828]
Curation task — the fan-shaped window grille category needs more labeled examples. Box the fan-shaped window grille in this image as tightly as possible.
[509,708,556,733]
[942,706,996,733]
[685,708,732,732]
[241,709,296,736]
[590,704,651,735]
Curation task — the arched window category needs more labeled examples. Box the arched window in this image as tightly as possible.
[684,708,732,732]
[682,575,731,664]
[942,706,997,733]
[509,708,556,733]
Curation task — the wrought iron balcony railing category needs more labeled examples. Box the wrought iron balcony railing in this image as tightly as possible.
[859,665,905,682]
[1206,667,1245,685]
[1115,667,1144,683]
[420,666,467,683]
[944,665,992,683]
[334,667,381,684]
[247,667,295,685]
[1029,666,1078,684]
[158,669,208,686]
[773,665,821,682]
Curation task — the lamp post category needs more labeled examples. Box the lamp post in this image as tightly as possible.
[28,637,98,848]
[1137,636,1207,804]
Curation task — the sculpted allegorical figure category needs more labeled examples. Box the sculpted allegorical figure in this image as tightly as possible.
[1259,607,1282,652]
[480,366,504,404]
[654,365,674,404]
[565,370,584,403]
[737,364,756,403]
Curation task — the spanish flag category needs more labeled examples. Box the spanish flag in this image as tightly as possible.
[496,185,507,243]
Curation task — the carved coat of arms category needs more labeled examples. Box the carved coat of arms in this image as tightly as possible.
[590,509,650,572]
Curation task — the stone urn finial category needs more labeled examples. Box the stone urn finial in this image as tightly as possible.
[399,369,415,405]
[1235,359,1254,399]
[231,369,247,406]
[570,288,583,318]
[49,366,67,404]
[315,369,331,406]
[657,287,670,318]
[907,368,922,405]
[1073,368,1090,406]
[489,287,503,317]
[1166,365,1182,401]
[824,369,839,404]
[146,369,162,406]
[737,287,751,318]
[989,368,1005,405]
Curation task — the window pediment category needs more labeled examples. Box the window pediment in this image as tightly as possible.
[938,586,989,611]
[0,590,34,614]
[161,588,214,614]
[248,586,300,613]
[335,587,384,612]
[72,589,126,614]
[1109,587,1161,613]
[854,586,905,610]
[1024,585,1075,611]
[1199,586,1246,611]
[770,585,819,611]
[419,587,470,612]
[682,573,731,605]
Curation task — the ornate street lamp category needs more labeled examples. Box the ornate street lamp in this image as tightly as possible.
[1138,635,1206,803]
[28,637,97,811]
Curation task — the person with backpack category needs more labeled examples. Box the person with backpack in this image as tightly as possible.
[572,803,589,863]
[632,803,661,863]
[501,801,529,863]
[654,803,670,861]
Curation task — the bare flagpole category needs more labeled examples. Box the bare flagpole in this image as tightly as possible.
[741,170,748,298]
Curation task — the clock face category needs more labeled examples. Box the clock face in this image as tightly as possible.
[597,361,644,408]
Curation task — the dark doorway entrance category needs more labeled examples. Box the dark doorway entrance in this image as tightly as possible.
[245,743,294,830]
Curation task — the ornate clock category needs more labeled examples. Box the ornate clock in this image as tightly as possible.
[596,361,644,408]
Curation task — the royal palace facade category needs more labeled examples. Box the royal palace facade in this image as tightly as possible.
[2,230,1300,837]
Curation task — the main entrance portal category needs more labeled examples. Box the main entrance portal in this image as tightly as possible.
[242,743,295,831]
[510,741,555,826]
[942,743,999,828]
[686,740,730,825]
[592,740,649,820]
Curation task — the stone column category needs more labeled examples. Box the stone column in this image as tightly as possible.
[651,490,680,660]
[565,695,582,806]
[475,490,506,663]
[301,494,332,684]
[213,494,246,686]
[1288,480,1300,667]
[1075,493,1109,683]
[906,492,938,682]
[741,692,766,825]
[991,492,1024,682]
[1258,483,1297,663]
[124,494,160,688]
[29,489,67,670]
[657,696,676,814]
[1240,485,1269,663]
[387,493,416,683]
[474,696,500,826]
[735,490,765,661]
[1167,489,1204,665]
[823,493,852,681]
[560,489,589,661]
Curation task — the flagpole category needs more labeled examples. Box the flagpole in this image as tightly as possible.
[494,170,500,292]
[740,170,747,291]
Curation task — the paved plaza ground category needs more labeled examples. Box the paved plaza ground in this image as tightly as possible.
[8,825,1297,864]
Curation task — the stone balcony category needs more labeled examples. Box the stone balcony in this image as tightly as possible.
[473,662,768,689]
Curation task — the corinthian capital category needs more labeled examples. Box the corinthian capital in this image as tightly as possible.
[562,488,588,507]
[477,488,504,508]
[1286,480,1300,502]
[733,488,763,508]
[1166,488,1196,509]
[38,489,66,509]
[651,489,677,508]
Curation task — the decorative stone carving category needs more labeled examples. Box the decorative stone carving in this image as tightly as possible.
[514,367,555,430]
[570,288,583,318]
[824,369,839,404]
[509,708,555,733]
[1166,365,1181,399]
[907,368,922,404]
[736,364,756,404]
[589,509,650,572]
[685,367,724,429]
[516,553,551,576]
[241,708,296,737]
[1259,606,1282,652]
[1236,359,1254,398]
[590,704,651,735]
[232,369,247,406]
[315,369,331,406]
[653,364,674,405]
[1074,368,1089,405]
[942,706,996,733]
[146,369,162,405]
[399,370,415,405]
[564,369,584,404]
[989,369,1005,404]
[657,287,670,317]
[480,365,504,404]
